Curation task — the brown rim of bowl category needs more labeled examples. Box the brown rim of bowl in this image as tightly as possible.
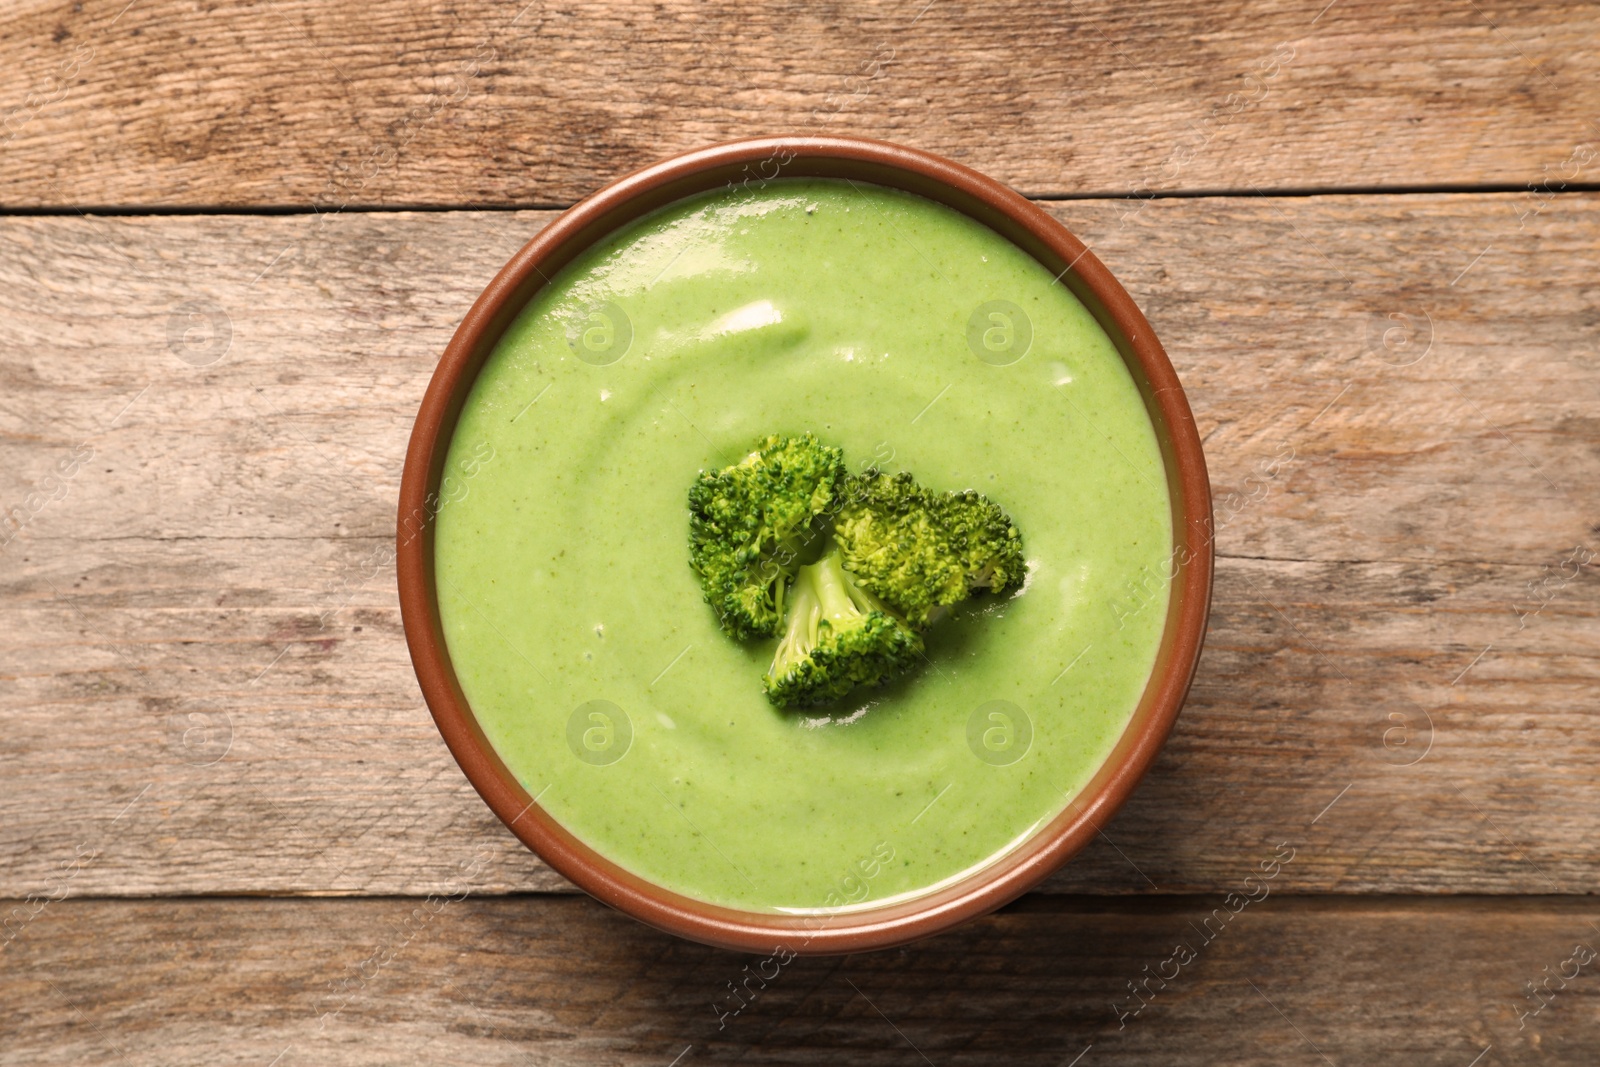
[398,135,1213,955]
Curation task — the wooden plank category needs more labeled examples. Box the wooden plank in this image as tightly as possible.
[0,193,1597,897]
[3,895,1598,1064]
[2,0,1600,207]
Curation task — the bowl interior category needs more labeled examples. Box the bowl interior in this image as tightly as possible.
[398,136,1212,954]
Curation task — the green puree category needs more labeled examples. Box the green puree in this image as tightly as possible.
[435,178,1172,913]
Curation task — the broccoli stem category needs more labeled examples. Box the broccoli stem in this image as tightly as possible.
[771,546,861,676]
[771,573,818,678]
[809,548,862,625]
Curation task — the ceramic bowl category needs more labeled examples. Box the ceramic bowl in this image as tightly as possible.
[398,135,1212,954]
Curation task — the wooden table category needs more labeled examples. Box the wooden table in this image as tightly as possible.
[3,1,1598,1062]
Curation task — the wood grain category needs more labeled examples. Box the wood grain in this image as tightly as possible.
[4,894,1598,1064]
[0,193,1596,898]
[2,0,1600,207]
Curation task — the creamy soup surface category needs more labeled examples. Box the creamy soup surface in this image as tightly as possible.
[435,178,1172,911]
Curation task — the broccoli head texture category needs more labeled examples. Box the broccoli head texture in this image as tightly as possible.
[832,470,968,629]
[833,469,1026,628]
[763,547,924,708]
[687,433,846,640]
[934,488,1027,597]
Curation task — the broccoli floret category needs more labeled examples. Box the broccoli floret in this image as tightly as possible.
[688,433,846,639]
[834,469,1025,628]
[686,435,1026,708]
[935,488,1027,596]
[763,547,924,708]
[832,470,968,628]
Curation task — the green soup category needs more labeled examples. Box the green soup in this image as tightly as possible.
[434,178,1172,912]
